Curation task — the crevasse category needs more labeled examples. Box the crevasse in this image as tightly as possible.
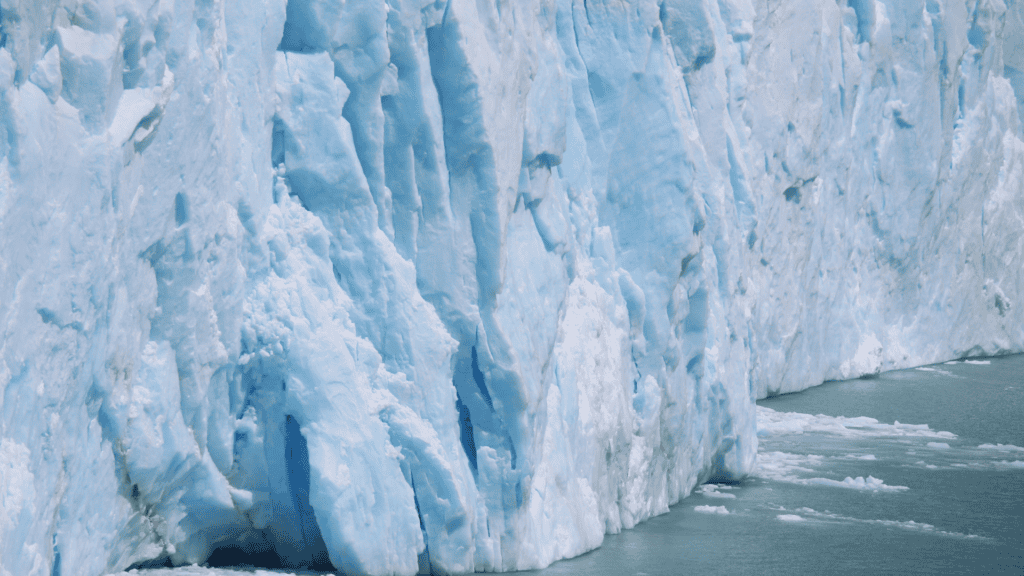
[1,0,1022,574]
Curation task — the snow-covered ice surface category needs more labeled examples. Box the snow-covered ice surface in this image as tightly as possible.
[1,0,1024,574]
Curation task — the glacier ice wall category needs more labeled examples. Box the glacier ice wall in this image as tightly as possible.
[1,0,1023,574]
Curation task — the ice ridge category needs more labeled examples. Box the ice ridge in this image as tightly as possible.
[1,0,1023,574]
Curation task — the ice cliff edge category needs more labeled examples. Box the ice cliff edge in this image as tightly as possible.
[1,0,1023,574]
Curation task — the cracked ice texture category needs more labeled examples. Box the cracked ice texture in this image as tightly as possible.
[1,0,1023,574]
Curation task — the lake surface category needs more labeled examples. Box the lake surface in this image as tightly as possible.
[522,354,1024,576]
[115,355,1024,576]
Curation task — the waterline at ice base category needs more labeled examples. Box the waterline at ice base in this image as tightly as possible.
[1,0,1023,574]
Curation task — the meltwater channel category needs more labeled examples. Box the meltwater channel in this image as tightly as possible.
[113,355,1024,576]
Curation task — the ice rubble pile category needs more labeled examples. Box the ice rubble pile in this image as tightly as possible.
[1,0,1023,574]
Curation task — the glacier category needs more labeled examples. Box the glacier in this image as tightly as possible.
[1,0,1023,574]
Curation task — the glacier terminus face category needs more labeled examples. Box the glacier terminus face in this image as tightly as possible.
[1,0,1023,574]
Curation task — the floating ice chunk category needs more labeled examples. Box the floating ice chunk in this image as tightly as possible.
[777,514,805,522]
[915,366,957,377]
[978,443,1024,452]
[694,505,730,515]
[994,461,1024,469]
[755,452,907,491]
[804,476,908,492]
[845,454,878,460]
[926,442,951,449]
[697,485,737,499]
[963,360,991,365]
[755,451,823,477]
[791,507,987,540]
[757,407,956,439]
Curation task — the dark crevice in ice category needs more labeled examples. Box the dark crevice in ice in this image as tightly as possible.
[994,294,1009,316]
[508,434,518,471]
[690,45,715,71]
[679,253,697,277]
[967,21,986,50]
[456,391,478,473]
[686,353,704,375]
[271,115,288,168]
[470,346,493,410]
[121,12,144,89]
[893,110,913,129]
[0,8,7,50]
[783,186,801,203]
[411,476,432,574]
[174,192,189,225]
[451,341,519,475]
[204,413,333,572]
[281,415,331,569]
[706,438,741,482]
[205,541,284,570]
[50,534,61,576]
